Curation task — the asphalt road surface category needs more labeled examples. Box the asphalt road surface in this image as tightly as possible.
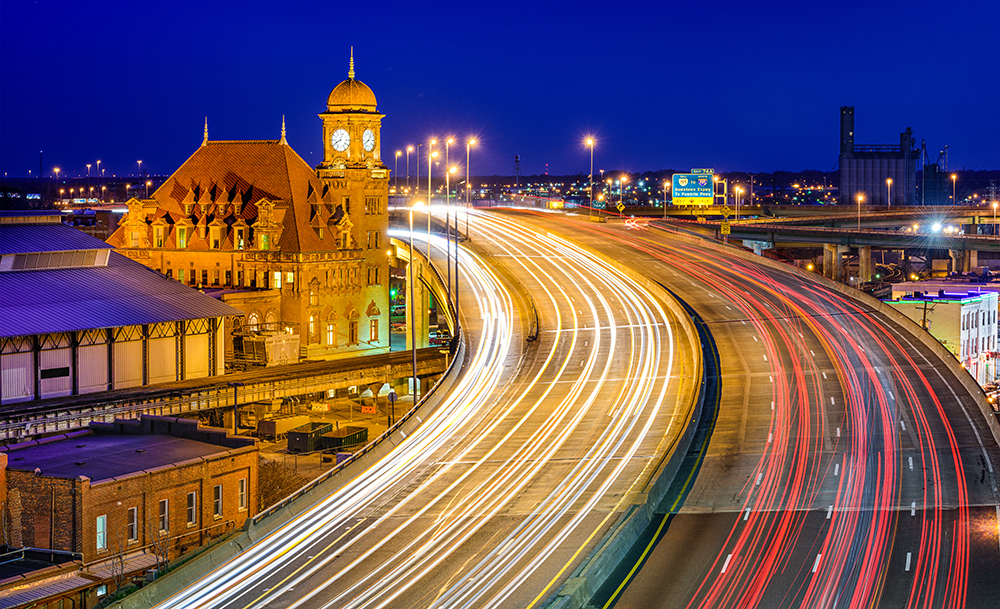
[513,211,1000,609]
[150,208,698,609]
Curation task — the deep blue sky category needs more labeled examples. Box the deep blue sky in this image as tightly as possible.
[2,0,997,179]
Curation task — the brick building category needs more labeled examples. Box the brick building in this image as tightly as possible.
[1,416,258,565]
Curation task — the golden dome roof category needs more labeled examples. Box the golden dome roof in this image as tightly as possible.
[326,50,377,111]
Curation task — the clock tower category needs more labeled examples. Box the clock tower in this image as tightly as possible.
[318,50,385,174]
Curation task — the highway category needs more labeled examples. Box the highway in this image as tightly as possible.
[509,211,1000,608]
[147,208,697,608]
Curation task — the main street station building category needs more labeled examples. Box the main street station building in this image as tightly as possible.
[107,56,390,361]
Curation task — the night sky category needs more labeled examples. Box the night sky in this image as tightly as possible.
[2,0,997,179]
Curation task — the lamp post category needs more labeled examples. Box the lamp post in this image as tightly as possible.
[394,151,401,194]
[96,160,101,176]
[586,138,594,216]
[857,192,864,230]
[409,200,424,403]
[101,185,106,202]
[145,180,151,198]
[427,143,437,258]
[466,138,476,233]
[952,174,957,205]
[663,182,669,218]
[54,167,60,180]
[886,178,892,210]
[406,146,413,195]
[137,160,142,176]
[86,163,91,177]
[620,175,628,208]
[445,138,454,301]
[735,186,742,221]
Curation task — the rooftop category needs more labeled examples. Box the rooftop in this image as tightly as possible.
[1,416,255,483]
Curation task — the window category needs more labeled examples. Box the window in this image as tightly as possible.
[348,320,358,344]
[213,269,220,286]
[340,232,349,249]
[273,271,282,289]
[260,233,270,250]
[342,195,351,214]
[326,322,335,346]
[211,227,221,249]
[369,319,379,342]
[239,478,247,511]
[236,229,245,250]
[286,271,294,285]
[201,269,208,286]
[130,231,139,247]
[177,227,187,248]
[154,226,164,247]
[97,585,108,597]
[309,315,317,344]
[213,484,223,518]
[187,491,197,526]
[318,227,324,240]
[158,499,169,533]
[127,507,138,542]
[309,287,318,306]
[178,268,185,283]
[96,514,107,551]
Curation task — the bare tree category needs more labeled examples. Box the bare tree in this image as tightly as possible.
[257,456,309,512]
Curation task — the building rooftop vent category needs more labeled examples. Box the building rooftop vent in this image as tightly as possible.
[0,249,110,273]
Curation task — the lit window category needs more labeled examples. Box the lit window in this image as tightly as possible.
[286,271,294,285]
[96,514,107,551]
[273,271,282,289]
[326,323,335,346]
[238,479,247,512]
[260,233,270,250]
[158,499,169,533]
[154,226,164,248]
[187,492,197,526]
[211,227,221,249]
[236,229,245,250]
[213,484,223,518]
[127,507,138,542]
[369,319,379,342]
[348,320,358,343]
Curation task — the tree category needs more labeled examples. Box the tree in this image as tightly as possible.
[257,456,308,512]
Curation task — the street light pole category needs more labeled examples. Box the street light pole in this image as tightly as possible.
[466,139,475,236]
[586,138,594,216]
[445,139,453,302]
[408,201,421,404]
[427,140,436,258]
[735,187,742,221]
[137,160,142,176]
[663,182,668,219]
[857,192,864,230]
[952,174,957,206]
[406,146,413,196]
[394,151,401,194]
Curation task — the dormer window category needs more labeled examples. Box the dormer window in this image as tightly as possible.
[154,226,164,248]
[260,234,269,251]
[210,227,221,249]
[177,227,187,248]
[236,229,245,250]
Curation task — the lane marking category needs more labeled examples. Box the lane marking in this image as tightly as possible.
[771,401,775,411]
[834,463,840,476]
[889,391,895,400]
[721,553,733,574]
[909,457,914,471]
[900,420,907,431]
[822,372,828,380]
[726,306,732,310]
[810,349,816,356]
[769,376,773,383]
[763,355,768,362]
[905,552,912,572]
[831,397,836,405]
[911,501,916,516]
[400,430,407,439]
[744,509,750,521]
[753,336,758,342]
[756,473,763,485]
[812,554,822,573]
[768,433,772,443]
[836,427,841,438]
[826,505,833,519]
[798,332,803,338]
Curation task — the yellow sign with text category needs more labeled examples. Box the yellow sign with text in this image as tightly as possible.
[674,196,713,206]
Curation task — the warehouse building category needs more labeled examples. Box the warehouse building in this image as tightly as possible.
[0,211,242,405]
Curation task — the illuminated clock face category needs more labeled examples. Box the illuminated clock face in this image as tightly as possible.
[362,129,375,152]
[331,128,350,152]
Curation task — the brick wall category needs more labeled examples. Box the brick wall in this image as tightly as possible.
[5,471,83,553]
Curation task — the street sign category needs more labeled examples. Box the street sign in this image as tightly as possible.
[388,391,398,403]
[616,203,625,212]
[672,170,714,206]
[721,222,731,235]
[721,205,732,217]
[691,168,715,175]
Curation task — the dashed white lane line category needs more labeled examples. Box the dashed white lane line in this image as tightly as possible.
[771,401,775,411]
[900,420,907,431]
[822,372,828,380]
[889,391,895,400]
[909,457,914,471]
[743,509,750,521]
[770,376,774,383]
[810,349,816,356]
[755,473,763,485]
[834,463,840,476]
[911,501,916,516]
[768,433,772,443]
[830,397,836,405]
[763,354,768,362]
[836,427,841,438]
[826,505,833,519]
[812,554,822,573]
[753,336,758,342]
[905,552,912,571]
[721,554,733,574]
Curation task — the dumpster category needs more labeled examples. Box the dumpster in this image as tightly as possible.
[321,426,368,451]
[287,422,333,453]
